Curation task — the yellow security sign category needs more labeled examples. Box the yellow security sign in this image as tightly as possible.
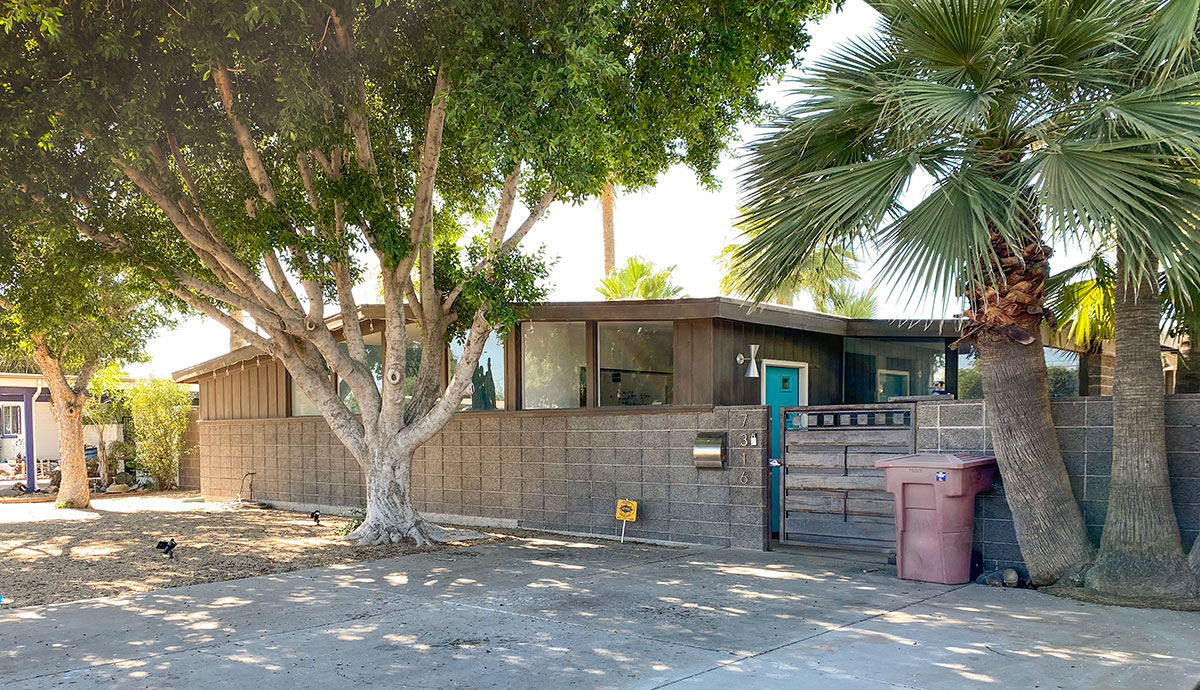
[616,499,638,522]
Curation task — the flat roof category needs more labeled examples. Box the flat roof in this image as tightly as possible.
[173,297,962,383]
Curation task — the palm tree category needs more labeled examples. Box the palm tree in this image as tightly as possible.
[601,180,616,276]
[1050,250,1200,597]
[720,211,859,306]
[596,256,685,300]
[736,0,1200,585]
[816,285,878,319]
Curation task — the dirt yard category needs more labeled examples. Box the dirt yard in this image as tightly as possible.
[0,492,474,609]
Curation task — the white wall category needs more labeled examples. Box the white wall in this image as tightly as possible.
[31,401,123,460]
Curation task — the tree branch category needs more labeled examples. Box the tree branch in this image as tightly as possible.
[214,64,279,205]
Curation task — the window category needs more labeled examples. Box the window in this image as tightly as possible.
[1044,347,1080,397]
[338,332,385,414]
[521,321,586,409]
[290,378,323,417]
[844,337,947,403]
[958,346,1080,399]
[598,322,673,406]
[1,405,20,436]
[449,332,506,411]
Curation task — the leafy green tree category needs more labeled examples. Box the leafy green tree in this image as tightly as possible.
[0,0,830,544]
[734,0,1200,585]
[84,364,128,484]
[0,228,174,507]
[596,256,685,300]
[125,378,192,491]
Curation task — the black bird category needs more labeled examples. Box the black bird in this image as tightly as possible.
[155,538,177,559]
[310,510,321,526]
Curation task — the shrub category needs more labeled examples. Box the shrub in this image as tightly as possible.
[126,378,192,491]
[339,502,368,536]
[55,499,75,509]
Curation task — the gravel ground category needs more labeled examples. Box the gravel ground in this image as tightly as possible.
[0,492,476,609]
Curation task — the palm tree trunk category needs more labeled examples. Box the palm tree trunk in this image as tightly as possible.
[969,232,1092,585]
[1086,258,1196,599]
[601,180,615,275]
[977,330,1093,584]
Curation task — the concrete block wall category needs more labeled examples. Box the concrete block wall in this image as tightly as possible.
[916,396,1200,575]
[197,405,770,550]
[178,410,202,491]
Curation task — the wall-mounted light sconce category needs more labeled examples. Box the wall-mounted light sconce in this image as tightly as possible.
[736,344,760,378]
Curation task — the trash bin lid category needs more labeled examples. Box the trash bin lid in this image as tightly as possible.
[874,453,996,469]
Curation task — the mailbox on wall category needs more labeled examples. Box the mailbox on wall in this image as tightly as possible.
[693,432,727,469]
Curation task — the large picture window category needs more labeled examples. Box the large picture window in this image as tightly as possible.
[521,321,586,409]
[449,332,506,411]
[338,331,385,414]
[844,337,946,403]
[598,321,673,406]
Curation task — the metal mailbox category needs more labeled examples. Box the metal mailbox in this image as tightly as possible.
[693,432,727,469]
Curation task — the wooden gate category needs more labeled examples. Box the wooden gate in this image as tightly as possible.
[779,403,915,552]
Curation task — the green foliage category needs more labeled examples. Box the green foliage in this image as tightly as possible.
[339,502,368,536]
[54,499,75,510]
[596,256,684,300]
[126,378,192,491]
[108,440,136,464]
[735,0,1200,315]
[1047,366,1080,398]
[83,363,127,428]
[816,286,878,319]
[958,365,984,400]
[720,209,860,306]
[0,0,833,460]
[0,226,176,383]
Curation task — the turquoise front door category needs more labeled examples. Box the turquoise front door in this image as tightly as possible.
[765,364,803,536]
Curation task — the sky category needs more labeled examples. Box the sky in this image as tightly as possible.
[128,0,1089,378]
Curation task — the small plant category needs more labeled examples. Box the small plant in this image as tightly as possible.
[55,499,76,509]
[339,502,368,536]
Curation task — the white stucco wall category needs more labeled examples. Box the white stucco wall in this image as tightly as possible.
[31,402,123,460]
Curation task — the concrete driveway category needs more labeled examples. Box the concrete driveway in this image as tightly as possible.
[2,536,1197,689]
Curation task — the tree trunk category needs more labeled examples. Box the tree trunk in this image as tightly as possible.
[977,330,1094,584]
[96,426,109,485]
[50,393,91,508]
[601,180,615,275]
[407,314,449,421]
[347,437,462,546]
[967,229,1092,585]
[1085,263,1196,599]
[1176,334,1200,394]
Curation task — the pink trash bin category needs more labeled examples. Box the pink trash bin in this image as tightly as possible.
[874,453,997,585]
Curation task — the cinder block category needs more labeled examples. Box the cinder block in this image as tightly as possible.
[1053,427,1086,453]
[940,427,985,452]
[1084,427,1113,453]
[938,403,984,427]
[1085,399,1113,427]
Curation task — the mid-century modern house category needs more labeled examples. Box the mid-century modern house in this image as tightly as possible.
[175,297,1164,564]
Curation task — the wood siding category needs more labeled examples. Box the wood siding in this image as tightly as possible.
[780,403,916,552]
[198,358,288,420]
[711,318,843,407]
[673,319,715,406]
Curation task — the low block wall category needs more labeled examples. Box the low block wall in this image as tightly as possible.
[916,396,1200,575]
[197,405,770,549]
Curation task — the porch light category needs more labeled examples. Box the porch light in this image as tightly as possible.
[737,344,760,378]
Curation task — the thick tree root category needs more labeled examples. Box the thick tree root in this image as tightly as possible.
[1085,549,1198,600]
[347,519,486,547]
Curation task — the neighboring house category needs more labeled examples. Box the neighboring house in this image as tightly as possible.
[173,298,1113,552]
[0,372,124,488]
